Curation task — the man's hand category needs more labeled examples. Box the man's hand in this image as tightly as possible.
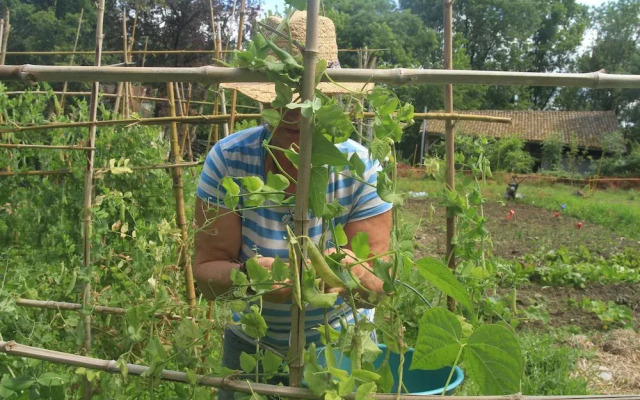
[253,257,292,303]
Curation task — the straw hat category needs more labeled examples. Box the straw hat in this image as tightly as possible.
[222,11,372,104]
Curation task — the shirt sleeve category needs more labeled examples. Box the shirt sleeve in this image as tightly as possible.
[347,157,392,222]
[196,143,233,208]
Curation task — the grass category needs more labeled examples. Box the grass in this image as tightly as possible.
[397,173,640,240]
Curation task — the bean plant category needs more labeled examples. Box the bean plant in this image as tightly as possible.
[216,8,523,398]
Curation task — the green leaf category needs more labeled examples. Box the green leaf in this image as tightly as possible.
[304,343,332,396]
[352,369,380,382]
[2,376,36,392]
[397,103,414,122]
[262,350,283,374]
[372,258,394,293]
[355,381,376,400]
[285,0,307,10]
[411,307,462,370]
[376,173,406,207]
[309,165,329,218]
[240,305,268,339]
[37,372,67,387]
[242,176,264,193]
[312,132,349,168]
[266,172,289,192]
[271,256,289,282]
[262,109,281,127]
[322,199,347,220]
[370,138,391,163]
[376,362,394,393]
[415,257,473,313]
[333,223,348,247]
[240,352,257,373]
[351,232,370,260]
[379,97,399,116]
[338,376,356,396]
[186,369,199,385]
[246,258,270,285]
[464,325,523,395]
[303,270,339,308]
[220,176,240,209]
[349,153,366,177]
[272,81,293,108]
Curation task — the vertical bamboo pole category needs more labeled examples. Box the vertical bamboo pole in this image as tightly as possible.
[0,9,10,65]
[140,36,149,67]
[81,1,105,399]
[0,19,5,67]
[217,23,229,137]
[209,0,221,148]
[443,0,456,312]
[167,83,197,308]
[121,9,130,118]
[228,0,246,132]
[290,0,320,387]
[127,12,138,113]
[59,9,84,113]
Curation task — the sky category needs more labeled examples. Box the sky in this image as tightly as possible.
[261,0,609,14]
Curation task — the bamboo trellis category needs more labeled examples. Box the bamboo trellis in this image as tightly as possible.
[4,48,387,56]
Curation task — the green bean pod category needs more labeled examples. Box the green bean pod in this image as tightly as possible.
[307,240,346,289]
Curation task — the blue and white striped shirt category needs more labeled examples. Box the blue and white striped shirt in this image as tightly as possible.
[197,125,391,351]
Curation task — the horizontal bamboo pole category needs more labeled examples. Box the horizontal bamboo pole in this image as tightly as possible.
[0,162,203,178]
[0,169,71,177]
[3,91,260,109]
[0,113,508,135]
[5,48,386,56]
[1,340,639,400]
[1,65,639,88]
[0,114,261,133]
[15,298,190,321]
[0,143,95,150]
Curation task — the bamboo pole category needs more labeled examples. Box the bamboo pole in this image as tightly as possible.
[0,143,95,150]
[2,65,640,88]
[289,0,320,387]
[0,114,262,133]
[167,83,197,308]
[59,9,84,112]
[140,36,149,67]
[0,18,5,67]
[2,340,640,400]
[80,1,105,398]
[443,0,456,312]
[0,113,510,137]
[229,0,246,132]
[0,162,203,177]
[15,298,194,321]
[127,12,138,115]
[121,9,130,118]
[4,48,385,56]
[0,9,9,65]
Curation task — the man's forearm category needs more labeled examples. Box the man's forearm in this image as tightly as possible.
[193,260,242,300]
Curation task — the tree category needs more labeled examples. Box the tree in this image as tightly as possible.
[556,0,639,140]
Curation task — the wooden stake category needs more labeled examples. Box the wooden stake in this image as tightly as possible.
[443,0,456,312]
[0,19,5,67]
[121,9,130,118]
[167,82,197,308]
[81,1,105,398]
[59,9,84,113]
[229,0,246,132]
[1,9,10,65]
[290,0,320,387]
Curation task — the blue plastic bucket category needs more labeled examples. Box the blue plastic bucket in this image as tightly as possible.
[316,344,464,395]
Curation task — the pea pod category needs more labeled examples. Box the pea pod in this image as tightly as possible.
[286,227,302,310]
[306,239,346,289]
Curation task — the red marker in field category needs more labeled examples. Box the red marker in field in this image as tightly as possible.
[505,214,512,221]
[509,209,515,216]
[554,212,559,218]
[576,221,583,229]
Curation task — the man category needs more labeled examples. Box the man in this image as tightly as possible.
[193,11,392,397]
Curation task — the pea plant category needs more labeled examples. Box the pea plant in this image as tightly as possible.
[212,10,524,398]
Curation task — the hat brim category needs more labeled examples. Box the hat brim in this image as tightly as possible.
[220,81,374,104]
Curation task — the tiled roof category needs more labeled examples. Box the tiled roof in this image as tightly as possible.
[425,110,619,149]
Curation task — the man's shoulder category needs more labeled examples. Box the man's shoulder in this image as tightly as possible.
[336,138,370,159]
[215,125,267,151]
